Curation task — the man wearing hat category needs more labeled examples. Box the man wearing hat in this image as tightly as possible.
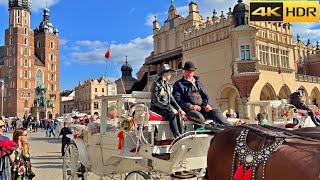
[173,61,230,126]
[150,64,186,138]
[289,88,320,125]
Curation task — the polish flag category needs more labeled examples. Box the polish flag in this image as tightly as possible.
[105,45,111,60]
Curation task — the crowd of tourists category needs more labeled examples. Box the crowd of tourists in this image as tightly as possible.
[0,119,35,179]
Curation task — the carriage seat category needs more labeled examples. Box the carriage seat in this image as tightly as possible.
[149,111,213,124]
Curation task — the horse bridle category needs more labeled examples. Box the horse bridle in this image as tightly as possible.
[231,128,285,180]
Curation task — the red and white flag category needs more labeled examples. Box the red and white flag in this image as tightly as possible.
[105,45,111,60]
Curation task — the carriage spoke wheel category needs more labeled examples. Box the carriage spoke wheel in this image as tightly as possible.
[125,171,151,180]
[63,144,86,180]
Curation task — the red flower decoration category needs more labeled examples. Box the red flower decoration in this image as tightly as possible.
[18,166,25,175]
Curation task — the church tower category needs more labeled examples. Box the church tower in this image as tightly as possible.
[34,7,60,117]
[3,0,34,117]
[0,0,60,117]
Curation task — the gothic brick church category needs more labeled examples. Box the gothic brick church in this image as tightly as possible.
[0,0,60,118]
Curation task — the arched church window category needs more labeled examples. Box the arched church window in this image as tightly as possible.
[35,70,44,88]
[24,100,28,108]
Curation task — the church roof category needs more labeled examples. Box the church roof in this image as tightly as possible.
[0,47,4,66]
[34,55,45,66]
[34,7,59,36]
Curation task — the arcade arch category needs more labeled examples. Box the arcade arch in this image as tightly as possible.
[260,83,276,101]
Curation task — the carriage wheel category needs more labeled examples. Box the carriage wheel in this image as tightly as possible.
[125,171,151,180]
[63,144,87,180]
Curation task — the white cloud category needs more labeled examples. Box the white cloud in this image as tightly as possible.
[0,0,59,11]
[292,23,320,43]
[145,14,156,27]
[70,35,154,70]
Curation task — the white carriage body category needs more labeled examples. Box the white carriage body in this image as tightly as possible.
[64,92,212,179]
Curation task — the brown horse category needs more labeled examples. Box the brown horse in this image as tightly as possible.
[207,125,320,180]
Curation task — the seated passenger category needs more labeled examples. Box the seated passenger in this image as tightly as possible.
[150,64,186,138]
[106,108,119,132]
[289,88,320,126]
[87,115,100,134]
[173,61,231,126]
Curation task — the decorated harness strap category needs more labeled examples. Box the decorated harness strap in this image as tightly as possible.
[232,129,285,180]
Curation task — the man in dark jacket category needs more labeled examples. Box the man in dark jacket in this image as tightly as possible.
[289,88,320,126]
[59,122,73,156]
[173,61,230,126]
[150,64,186,138]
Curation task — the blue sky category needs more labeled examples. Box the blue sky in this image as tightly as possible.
[0,0,319,91]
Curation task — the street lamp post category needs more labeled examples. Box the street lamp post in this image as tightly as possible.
[0,78,5,118]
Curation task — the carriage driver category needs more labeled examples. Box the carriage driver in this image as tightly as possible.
[173,61,231,126]
[289,88,320,126]
[150,64,186,138]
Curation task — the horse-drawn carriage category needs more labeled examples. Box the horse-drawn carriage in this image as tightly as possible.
[63,92,213,180]
[247,100,318,128]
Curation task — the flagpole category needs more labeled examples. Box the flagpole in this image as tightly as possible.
[104,61,108,78]
[104,45,111,78]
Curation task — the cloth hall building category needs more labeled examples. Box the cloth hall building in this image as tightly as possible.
[138,0,320,121]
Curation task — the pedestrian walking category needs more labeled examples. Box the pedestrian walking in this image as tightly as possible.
[11,128,35,179]
[58,122,72,157]
[48,121,55,138]
[0,119,17,180]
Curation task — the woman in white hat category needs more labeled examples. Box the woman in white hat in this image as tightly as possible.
[150,64,186,138]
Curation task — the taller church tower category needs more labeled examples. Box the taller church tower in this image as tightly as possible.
[4,0,34,117]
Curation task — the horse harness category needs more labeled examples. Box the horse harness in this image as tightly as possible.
[231,127,285,180]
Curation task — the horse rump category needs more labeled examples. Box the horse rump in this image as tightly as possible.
[207,126,320,180]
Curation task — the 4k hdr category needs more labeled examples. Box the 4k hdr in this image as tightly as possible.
[250,1,320,22]
[252,7,282,17]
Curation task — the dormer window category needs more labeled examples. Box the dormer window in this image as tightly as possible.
[169,19,174,29]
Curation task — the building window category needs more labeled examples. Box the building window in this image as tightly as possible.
[51,64,54,71]
[24,59,28,67]
[169,19,174,29]
[24,28,27,35]
[50,41,54,49]
[280,50,289,68]
[240,45,251,60]
[259,45,269,65]
[24,100,28,108]
[102,88,104,93]
[51,84,54,91]
[9,37,13,45]
[24,70,28,79]
[94,102,99,109]
[270,47,279,66]
[51,74,54,81]
[95,88,97,92]
[50,54,54,61]
[37,41,41,48]
[24,48,28,56]
[24,81,29,89]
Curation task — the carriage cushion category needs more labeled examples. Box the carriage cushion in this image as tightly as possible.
[149,111,166,121]
[149,111,189,122]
